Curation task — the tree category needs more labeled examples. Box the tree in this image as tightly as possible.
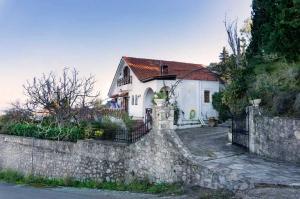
[224,19,242,68]
[208,47,237,82]
[217,18,251,115]
[23,67,100,125]
[240,18,252,54]
[2,101,33,123]
[248,0,300,61]
[212,92,230,122]
[219,47,230,63]
[208,47,230,80]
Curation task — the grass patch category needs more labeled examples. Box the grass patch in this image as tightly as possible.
[0,169,183,195]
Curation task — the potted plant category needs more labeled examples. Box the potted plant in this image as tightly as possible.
[153,91,167,106]
[208,117,218,127]
[248,90,261,107]
[94,129,104,140]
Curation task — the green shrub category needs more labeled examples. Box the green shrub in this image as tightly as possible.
[99,117,120,139]
[251,60,300,117]
[0,116,130,142]
[2,122,85,142]
[294,93,300,117]
[222,68,251,115]
[272,91,297,116]
[0,169,23,184]
[0,115,5,131]
[123,114,134,131]
[212,92,231,122]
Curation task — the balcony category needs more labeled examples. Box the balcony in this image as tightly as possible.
[117,76,132,87]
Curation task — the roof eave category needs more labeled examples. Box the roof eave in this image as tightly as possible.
[141,75,177,83]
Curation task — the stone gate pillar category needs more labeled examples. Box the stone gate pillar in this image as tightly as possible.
[152,105,175,131]
[248,106,260,153]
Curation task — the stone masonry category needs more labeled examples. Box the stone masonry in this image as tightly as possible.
[1,105,299,192]
[248,106,300,164]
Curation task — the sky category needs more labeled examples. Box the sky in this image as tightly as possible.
[0,0,252,112]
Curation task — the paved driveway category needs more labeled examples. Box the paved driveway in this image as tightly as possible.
[176,127,300,189]
[176,126,246,160]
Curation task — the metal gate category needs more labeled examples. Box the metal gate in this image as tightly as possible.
[231,109,249,149]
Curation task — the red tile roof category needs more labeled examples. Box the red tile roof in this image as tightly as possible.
[122,56,219,82]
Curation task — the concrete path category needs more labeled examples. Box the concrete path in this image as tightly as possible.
[176,127,300,189]
[0,183,188,199]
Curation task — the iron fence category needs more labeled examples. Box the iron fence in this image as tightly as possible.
[97,110,152,143]
[231,110,249,150]
[113,119,152,143]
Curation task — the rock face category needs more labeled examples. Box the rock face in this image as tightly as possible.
[248,107,300,164]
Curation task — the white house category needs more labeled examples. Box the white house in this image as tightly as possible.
[108,56,222,127]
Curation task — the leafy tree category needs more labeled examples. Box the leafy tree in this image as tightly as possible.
[212,92,231,122]
[208,47,236,82]
[219,47,230,63]
[248,0,300,61]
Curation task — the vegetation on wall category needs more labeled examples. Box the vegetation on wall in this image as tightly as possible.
[0,169,183,195]
[246,0,300,117]
[0,115,129,142]
[212,92,231,122]
[211,0,300,118]
[0,67,137,141]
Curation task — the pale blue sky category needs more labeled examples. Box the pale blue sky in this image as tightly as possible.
[0,0,252,111]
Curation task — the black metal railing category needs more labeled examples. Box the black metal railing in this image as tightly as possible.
[99,111,152,143]
[113,119,152,143]
[117,76,132,87]
[129,121,152,143]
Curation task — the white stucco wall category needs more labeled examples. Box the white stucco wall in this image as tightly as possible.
[109,61,220,121]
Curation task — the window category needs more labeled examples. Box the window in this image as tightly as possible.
[131,95,134,105]
[123,67,130,79]
[135,95,138,105]
[204,90,210,103]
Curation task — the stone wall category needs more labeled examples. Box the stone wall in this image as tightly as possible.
[249,107,300,164]
[0,105,253,191]
[0,135,128,181]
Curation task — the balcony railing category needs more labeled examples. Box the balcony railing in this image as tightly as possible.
[117,76,132,87]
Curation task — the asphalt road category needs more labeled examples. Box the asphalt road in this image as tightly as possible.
[0,183,186,199]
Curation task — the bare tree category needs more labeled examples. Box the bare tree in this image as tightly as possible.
[3,101,33,123]
[224,19,243,68]
[23,67,99,125]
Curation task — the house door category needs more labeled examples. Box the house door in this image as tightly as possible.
[124,97,129,112]
[144,88,154,115]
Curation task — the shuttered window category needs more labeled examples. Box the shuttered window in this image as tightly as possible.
[131,95,134,105]
[204,90,210,103]
[135,95,138,105]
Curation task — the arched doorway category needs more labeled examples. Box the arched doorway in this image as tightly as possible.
[143,88,154,114]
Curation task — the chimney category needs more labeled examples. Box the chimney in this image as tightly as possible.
[160,64,168,75]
